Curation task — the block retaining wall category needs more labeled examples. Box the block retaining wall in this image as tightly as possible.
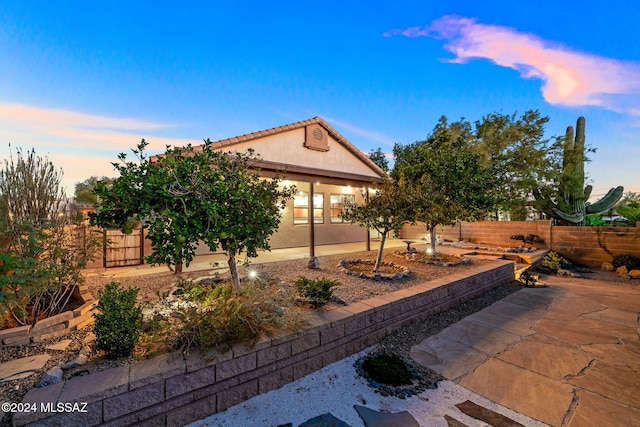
[0,284,97,347]
[15,261,514,427]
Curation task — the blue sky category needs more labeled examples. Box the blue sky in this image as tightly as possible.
[1,1,638,199]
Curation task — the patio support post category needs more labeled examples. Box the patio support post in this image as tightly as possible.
[365,186,370,251]
[309,180,315,258]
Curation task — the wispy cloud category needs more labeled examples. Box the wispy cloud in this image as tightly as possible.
[321,115,396,147]
[385,16,640,116]
[0,102,199,193]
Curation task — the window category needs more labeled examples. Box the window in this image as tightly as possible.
[293,192,309,224]
[330,194,355,223]
[313,193,324,224]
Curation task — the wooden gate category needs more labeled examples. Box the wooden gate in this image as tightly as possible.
[103,228,144,267]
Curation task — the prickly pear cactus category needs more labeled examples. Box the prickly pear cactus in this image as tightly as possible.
[536,117,623,225]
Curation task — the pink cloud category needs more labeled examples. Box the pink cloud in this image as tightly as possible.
[386,16,640,115]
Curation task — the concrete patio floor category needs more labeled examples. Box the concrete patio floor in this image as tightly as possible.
[411,275,640,426]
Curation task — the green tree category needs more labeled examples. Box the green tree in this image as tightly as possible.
[368,148,390,173]
[470,110,564,220]
[91,140,295,292]
[616,192,640,226]
[342,179,408,272]
[392,117,498,258]
[74,176,113,206]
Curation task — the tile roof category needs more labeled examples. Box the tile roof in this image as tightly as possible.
[199,117,387,178]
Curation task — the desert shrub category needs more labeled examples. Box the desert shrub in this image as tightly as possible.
[541,251,570,272]
[612,254,640,271]
[295,276,339,307]
[362,353,413,386]
[518,270,537,287]
[94,282,142,358]
[173,278,306,353]
[510,234,544,244]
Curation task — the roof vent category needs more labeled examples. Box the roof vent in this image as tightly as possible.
[304,124,330,152]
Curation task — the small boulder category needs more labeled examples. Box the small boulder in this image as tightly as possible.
[629,270,640,279]
[308,256,320,270]
[38,367,63,387]
[601,262,615,271]
[616,265,629,275]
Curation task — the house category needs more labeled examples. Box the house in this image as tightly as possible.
[197,117,387,256]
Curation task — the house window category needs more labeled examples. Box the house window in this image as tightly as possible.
[313,193,324,224]
[293,192,309,224]
[330,194,355,223]
[293,192,324,224]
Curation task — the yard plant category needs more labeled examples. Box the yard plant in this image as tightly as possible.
[94,282,143,358]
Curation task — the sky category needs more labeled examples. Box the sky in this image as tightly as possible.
[0,1,638,200]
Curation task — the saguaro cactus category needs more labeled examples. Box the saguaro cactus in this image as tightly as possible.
[536,117,623,225]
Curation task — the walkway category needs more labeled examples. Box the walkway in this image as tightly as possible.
[411,275,640,426]
[83,239,411,278]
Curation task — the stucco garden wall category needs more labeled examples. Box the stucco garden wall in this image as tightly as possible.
[15,261,514,427]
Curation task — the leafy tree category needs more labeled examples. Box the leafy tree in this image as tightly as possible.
[75,176,114,206]
[616,191,640,226]
[342,179,408,272]
[470,110,564,220]
[368,148,390,173]
[91,139,295,292]
[0,147,98,325]
[392,117,498,258]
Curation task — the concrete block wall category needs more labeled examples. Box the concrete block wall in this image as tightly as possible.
[0,284,97,346]
[551,226,640,267]
[401,221,551,248]
[15,261,514,427]
[401,221,640,268]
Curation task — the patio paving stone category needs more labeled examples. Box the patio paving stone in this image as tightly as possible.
[458,357,574,426]
[409,334,488,380]
[568,362,640,410]
[567,391,640,427]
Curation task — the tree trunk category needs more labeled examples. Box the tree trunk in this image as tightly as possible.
[228,254,241,294]
[429,226,437,260]
[373,231,387,273]
[174,262,183,274]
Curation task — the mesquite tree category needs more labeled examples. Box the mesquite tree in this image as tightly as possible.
[91,140,295,292]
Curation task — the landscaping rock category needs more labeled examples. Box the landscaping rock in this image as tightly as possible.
[601,262,614,271]
[308,256,320,270]
[45,339,73,351]
[298,413,350,427]
[629,270,640,279]
[0,355,51,383]
[616,265,628,275]
[38,366,63,387]
[62,353,88,369]
[354,405,419,427]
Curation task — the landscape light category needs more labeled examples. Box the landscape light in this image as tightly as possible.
[249,270,258,279]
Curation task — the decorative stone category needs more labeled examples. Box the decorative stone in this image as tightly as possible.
[307,256,320,270]
[38,367,63,387]
[354,405,419,427]
[0,355,51,383]
[62,353,88,369]
[616,265,628,274]
[601,262,614,271]
[629,270,640,279]
[45,339,72,351]
[298,413,350,427]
